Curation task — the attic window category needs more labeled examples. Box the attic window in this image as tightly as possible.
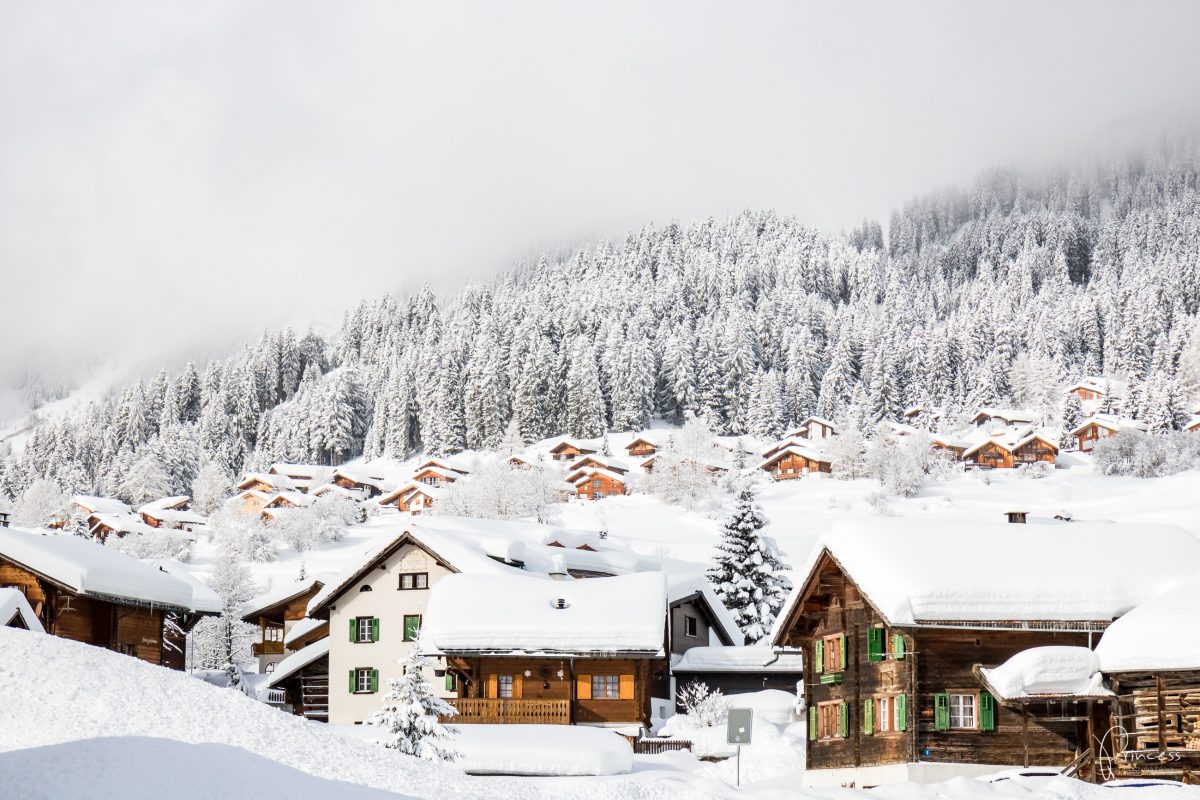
[552,598,571,610]
[359,585,373,592]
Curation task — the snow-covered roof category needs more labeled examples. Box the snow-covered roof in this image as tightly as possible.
[972,407,1038,424]
[238,472,296,491]
[88,512,164,537]
[267,636,330,688]
[961,425,1057,457]
[284,616,327,648]
[774,519,1200,633]
[332,466,388,488]
[420,571,667,656]
[138,495,191,513]
[0,527,203,612]
[269,463,331,479]
[978,646,1111,702]
[378,482,444,505]
[1188,415,1200,432]
[800,415,836,430]
[674,645,803,673]
[1066,376,1107,393]
[1094,576,1200,673]
[412,466,459,482]
[625,436,658,449]
[148,559,223,614]
[0,587,44,631]
[758,445,829,469]
[241,577,324,622]
[310,483,364,500]
[668,576,743,646]
[569,467,627,486]
[137,497,206,526]
[1069,413,1147,436]
[72,495,131,516]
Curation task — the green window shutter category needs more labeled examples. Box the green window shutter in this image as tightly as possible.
[837,701,849,738]
[370,669,379,693]
[839,635,846,667]
[867,628,884,662]
[934,693,950,731]
[863,698,874,735]
[896,694,907,731]
[808,706,818,740]
[445,672,456,692]
[892,633,906,660]
[980,692,995,731]
[371,617,380,642]
[814,640,824,673]
[349,618,356,642]
[348,669,356,693]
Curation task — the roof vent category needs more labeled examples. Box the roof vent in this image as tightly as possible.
[552,598,571,610]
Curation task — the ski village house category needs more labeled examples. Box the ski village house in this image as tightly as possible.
[771,518,1200,787]
[0,526,219,668]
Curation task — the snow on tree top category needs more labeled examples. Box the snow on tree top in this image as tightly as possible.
[1094,576,1200,673]
[419,571,666,656]
[978,646,1111,702]
[0,527,206,612]
[0,587,43,631]
[673,645,803,673]
[775,519,1200,632]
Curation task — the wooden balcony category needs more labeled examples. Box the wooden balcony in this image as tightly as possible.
[252,640,285,657]
[443,698,570,725]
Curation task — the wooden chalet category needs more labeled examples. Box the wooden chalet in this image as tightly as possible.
[267,463,334,494]
[1066,378,1107,402]
[625,437,659,458]
[571,468,627,500]
[673,646,804,708]
[421,572,668,729]
[970,408,1039,428]
[799,416,838,441]
[771,520,1200,787]
[962,428,1057,469]
[138,496,206,531]
[759,445,832,480]
[331,467,389,498]
[377,483,441,515]
[567,455,628,477]
[1188,416,1200,433]
[929,436,966,460]
[266,637,331,721]
[548,440,596,462]
[240,578,326,672]
[412,466,460,488]
[71,495,132,530]
[237,472,296,494]
[1070,414,1148,453]
[0,527,217,668]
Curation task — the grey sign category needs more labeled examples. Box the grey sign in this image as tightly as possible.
[726,707,753,745]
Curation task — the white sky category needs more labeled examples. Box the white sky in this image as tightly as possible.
[2,0,1200,378]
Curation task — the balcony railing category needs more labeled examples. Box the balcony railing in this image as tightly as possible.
[252,640,285,656]
[443,698,570,725]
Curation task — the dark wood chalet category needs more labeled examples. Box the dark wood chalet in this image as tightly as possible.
[422,571,668,730]
[240,578,326,672]
[548,440,596,461]
[0,526,216,668]
[759,445,832,480]
[771,520,1200,787]
[625,437,659,458]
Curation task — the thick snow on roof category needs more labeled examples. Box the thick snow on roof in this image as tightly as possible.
[88,512,163,537]
[973,407,1038,423]
[1069,413,1147,436]
[668,576,743,646]
[758,444,828,468]
[569,467,627,485]
[137,495,190,513]
[420,572,666,655]
[0,587,43,631]
[979,647,1111,701]
[1095,576,1200,672]
[72,495,131,515]
[239,472,296,491]
[776,519,1200,629]
[0,527,201,611]
[674,646,803,673]
[268,636,330,687]
[241,577,323,621]
[284,616,327,648]
[149,559,223,614]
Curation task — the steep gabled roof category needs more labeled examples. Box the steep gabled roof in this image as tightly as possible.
[1069,413,1148,436]
[240,577,326,623]
[668,575,743,646]
[267,637,330,688]
[758,445,829,470]
[0,587,44,631]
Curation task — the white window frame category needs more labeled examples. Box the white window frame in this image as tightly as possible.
[355,668,373,693]
[356,616,373,643]
[949,692,977,730]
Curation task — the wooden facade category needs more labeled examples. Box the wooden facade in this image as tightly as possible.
[574,471,626,500]
[964,442,1013,469]
[762,450,832,480]
[1075,422,1115,453]
[0,559,198,668]
[625,438,658,458]
[774,552,1097,777]
[549,442,595,461]
[443,655,659,727]
[1012,437,1057,465]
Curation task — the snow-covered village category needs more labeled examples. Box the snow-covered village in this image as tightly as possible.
[5,4,1200,800]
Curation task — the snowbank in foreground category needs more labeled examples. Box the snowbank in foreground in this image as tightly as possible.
[0,737,407,800]
[456,724,633,776]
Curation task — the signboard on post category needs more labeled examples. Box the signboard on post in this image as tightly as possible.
[727,707,754,745]
[727,707,753,787]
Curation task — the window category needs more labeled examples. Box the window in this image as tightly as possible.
[869,695,905,734]
[399,572,429,591]
[498,674,514,698]
[355,616,376,643]
[403,614,422,642]
[353,667,377,694]
[683,615,698,637]
[592,479,601,489]
[591,674,620,699]
[949,692,976,729]
[816,701,845,739]
[264,625,284,642]
[265,661,276,673]
[822,634,845,672]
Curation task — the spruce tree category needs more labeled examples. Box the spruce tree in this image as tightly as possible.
[1060,392,1084,449]
[706,488,793,643]
[366,649,460,762]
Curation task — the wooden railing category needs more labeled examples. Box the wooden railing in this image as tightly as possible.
[443,698,570,725]
[634,738,692,755]
[252,640,285,656]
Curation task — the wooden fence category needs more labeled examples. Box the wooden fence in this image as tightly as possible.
[633,738,693,755]
[444,698,570,724]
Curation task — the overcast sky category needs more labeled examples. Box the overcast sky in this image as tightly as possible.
[3,0,1200,385]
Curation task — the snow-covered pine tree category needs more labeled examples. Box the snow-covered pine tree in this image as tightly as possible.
[188,549,258,670]
[706,487,793,643]
[365,648,460,762]
[1060,392,1084,449]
